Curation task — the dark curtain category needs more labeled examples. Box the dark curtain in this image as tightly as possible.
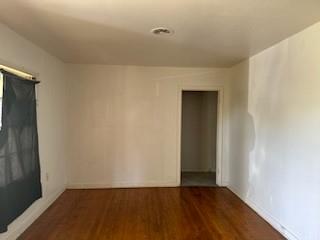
[0,70,41,233]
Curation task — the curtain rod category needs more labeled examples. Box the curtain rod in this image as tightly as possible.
[0,69,40,85]
[0,65,38,82]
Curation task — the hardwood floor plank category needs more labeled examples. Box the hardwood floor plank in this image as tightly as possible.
[18,187,285,240]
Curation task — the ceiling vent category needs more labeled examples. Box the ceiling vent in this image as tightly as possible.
[151,27,174,36]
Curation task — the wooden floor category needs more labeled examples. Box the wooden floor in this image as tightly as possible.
[19,187,285,240]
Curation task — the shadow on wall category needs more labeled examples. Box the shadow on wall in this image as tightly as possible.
[231,55,291,201]
[231,37,320,238]
[229,60,256,197]
[245,46,293,209]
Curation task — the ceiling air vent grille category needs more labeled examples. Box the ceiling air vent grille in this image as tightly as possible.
[151,27,174,36]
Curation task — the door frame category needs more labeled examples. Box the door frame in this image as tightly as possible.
[177,85,224,186]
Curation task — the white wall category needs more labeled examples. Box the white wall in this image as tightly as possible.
[181,91,217,172]
[229,22,320,240]
[0,24,68,240]
[66,65,230,188]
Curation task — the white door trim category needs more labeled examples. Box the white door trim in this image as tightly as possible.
[176,85,224,186]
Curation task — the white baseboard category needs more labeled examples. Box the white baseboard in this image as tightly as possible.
[220,181,229,187]
[1,187,65,240]
[227,186,299,240]
[67,181,179,189]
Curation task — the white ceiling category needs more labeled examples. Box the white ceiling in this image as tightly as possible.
[1,0,320,67]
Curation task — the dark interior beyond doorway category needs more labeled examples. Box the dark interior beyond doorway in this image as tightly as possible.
[181,91,218,187]
[181,172,216,186]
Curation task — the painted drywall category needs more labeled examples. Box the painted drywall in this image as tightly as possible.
[66,65,230,188]
[0,23,68,240]
[229,22,320,240]
[181,91,217,172]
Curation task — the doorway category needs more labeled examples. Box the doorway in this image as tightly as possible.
[180,91,218,186]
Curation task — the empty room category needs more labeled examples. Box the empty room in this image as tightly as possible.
[0,1,319,240]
